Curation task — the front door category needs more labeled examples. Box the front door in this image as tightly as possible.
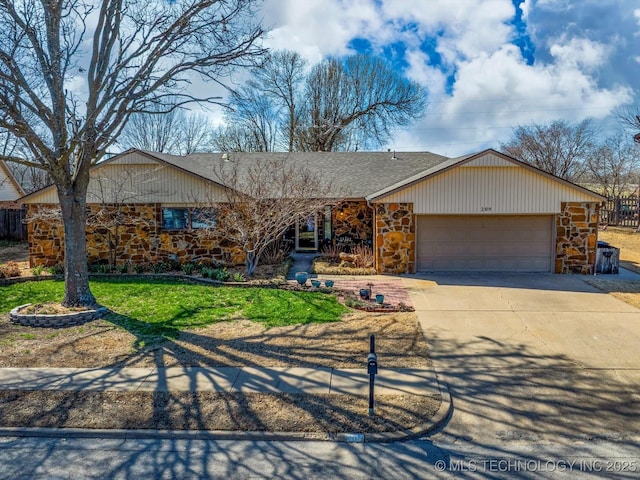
[296,215,318,251]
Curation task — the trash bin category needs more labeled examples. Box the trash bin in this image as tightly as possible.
[595,243,620,274]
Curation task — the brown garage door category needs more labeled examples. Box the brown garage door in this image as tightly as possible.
[416,215,554,272]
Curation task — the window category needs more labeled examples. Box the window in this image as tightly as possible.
[162,208,189,230]
[191,208,217,229]
[162,208,217,230]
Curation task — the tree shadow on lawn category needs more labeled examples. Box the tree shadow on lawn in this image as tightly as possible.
[0,303,436,438]
[5,333,640,479]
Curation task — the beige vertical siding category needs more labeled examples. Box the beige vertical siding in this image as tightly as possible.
[21,161,226,204]
[376,166,601,214]
[107,152,159,165]
[463,152,518,167]
[0,176,22,201]
[0,162,22,201]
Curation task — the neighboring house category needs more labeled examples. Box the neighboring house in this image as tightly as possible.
[0,160,24,204]
[19,148,605,274]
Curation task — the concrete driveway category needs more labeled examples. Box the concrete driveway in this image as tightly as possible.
[402,273,640,445]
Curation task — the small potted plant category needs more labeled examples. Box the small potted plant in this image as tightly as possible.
[311,279,321,288]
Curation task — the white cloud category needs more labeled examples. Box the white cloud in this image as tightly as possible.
[262,0,387,63]
[549,36,610,72]
[381,0,514,63]
[389,42,632,155]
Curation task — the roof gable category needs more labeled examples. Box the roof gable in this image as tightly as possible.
[367,149,606,203]
[0,161,24,201]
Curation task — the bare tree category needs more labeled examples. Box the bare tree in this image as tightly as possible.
[0,0,265,306]
[204,157,336,276]
[219,51,427,153]
[212,124,266,153]
[296,54,427,152]
[586,133,640,198]
[501,119,597,182]
[223,85,280,151]
[616,105,640,143]
[218,50,307,152]
[117,103,215,155]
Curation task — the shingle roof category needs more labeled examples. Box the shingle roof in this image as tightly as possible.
[146,150,451,199]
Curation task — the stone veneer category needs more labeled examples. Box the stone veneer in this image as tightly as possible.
[374,203,414,274]
[555,202,599,274]
[26,203,243,267]
[333,201,373,242]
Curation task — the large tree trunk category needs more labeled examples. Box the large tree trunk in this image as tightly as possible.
[58,176,97,308]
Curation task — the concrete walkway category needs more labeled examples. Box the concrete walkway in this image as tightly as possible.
[0,366,439,396]
[286,252,318,280]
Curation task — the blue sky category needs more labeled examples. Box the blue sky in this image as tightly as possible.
[250,0,640,156]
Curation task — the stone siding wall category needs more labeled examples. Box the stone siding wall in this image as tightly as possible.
[26,203,242,267]
[555,202,599,274]
[333,201,373,243]
[374,203,414,274]
[27,205,65,266]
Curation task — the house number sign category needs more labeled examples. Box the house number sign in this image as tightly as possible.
[480,207,493,212]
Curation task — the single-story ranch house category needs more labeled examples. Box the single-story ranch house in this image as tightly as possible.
[19,148,605,274]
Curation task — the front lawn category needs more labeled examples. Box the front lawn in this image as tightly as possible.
[0,278,348,339]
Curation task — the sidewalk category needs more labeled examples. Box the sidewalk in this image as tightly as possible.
[0,366,440,396]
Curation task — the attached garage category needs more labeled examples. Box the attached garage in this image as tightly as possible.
[368,149,607,275]
[416,215,554,272]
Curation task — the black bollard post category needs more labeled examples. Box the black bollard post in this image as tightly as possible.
[367,334,378,416]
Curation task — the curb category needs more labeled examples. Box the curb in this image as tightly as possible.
[361,382,452,443]
[0,383,452,444]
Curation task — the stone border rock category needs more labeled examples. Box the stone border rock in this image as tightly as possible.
[9,303,109,328]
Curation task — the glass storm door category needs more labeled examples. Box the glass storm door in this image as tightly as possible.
[296,215,318,251]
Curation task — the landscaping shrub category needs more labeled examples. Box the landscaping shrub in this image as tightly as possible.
[0,261,21,279]
[320,243,343,261]
[231,272,246,282]
[261,239,291,265]
[352,244,375,268]
[31,265,44,277]
[47,263,64,275]
[133,263,146,274]
[210,268,230,282]
[181,262,196,275]
[150,261,170,274]
[115,262,130,274]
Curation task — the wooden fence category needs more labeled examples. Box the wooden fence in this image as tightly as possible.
[0,207,27,240]
[601,196,639,228]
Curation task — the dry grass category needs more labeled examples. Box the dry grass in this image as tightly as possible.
[312,258,377,276]
[0,311,436,433]
[0,391,441,434]
[0,311,429,368]
[584,278,640,310]
[599,227,640,273]
[585,228,640,309]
